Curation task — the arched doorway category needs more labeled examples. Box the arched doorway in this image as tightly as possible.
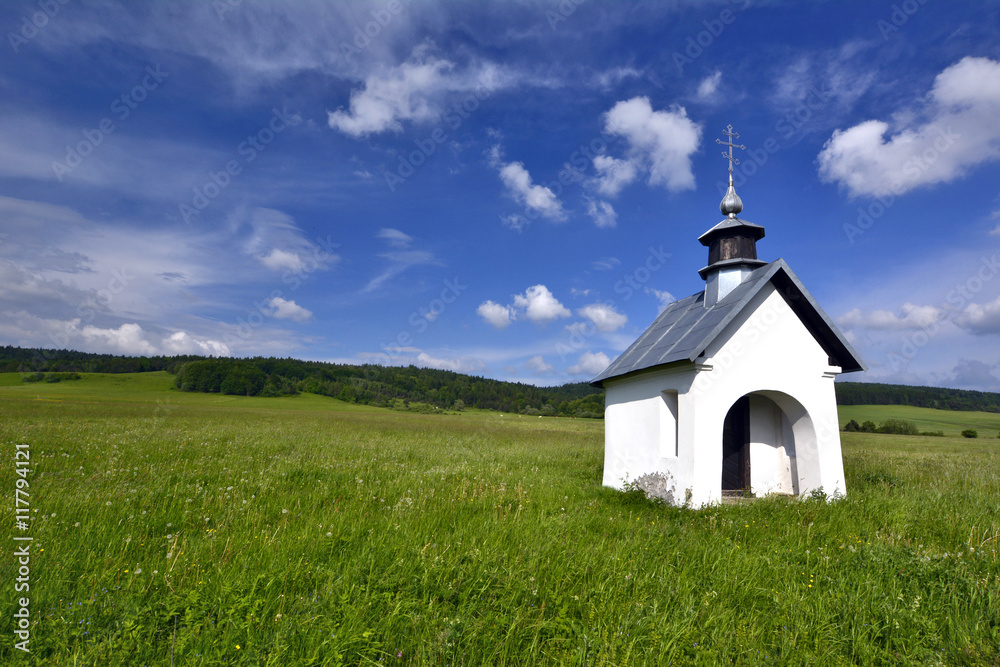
[720,391,816,497]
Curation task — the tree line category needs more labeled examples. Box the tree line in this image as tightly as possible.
[834,382,1000,413]
[5,347,1000,417]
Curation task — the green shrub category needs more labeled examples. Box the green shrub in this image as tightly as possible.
[844,419,860,432]
[859,420,878,433]
[920,431,945,437]
[961,429,978,438]
[877,419,919,435]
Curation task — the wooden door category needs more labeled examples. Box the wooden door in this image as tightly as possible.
[721,396,751,491]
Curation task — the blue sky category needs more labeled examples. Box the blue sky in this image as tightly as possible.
[1,0,999,390]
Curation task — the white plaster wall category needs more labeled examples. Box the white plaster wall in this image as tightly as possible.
[748,395,795,496]
[603,367,697,496]
[602,280,847,508]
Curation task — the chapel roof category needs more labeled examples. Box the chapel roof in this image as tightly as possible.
[590,258,866,387]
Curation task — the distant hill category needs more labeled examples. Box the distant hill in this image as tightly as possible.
[0,346,603,417]
[4,346,999,416]
[835,382,1000,414]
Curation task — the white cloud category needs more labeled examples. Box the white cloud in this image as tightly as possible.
[258,248,305,273]
[328,49,511,138]
[162,331,231,356]
[567,350,611,376]
[577,303,627,332]
[591,155,638,197]
[493,155,567,221]
[268,297,312,322]
[818,57,1000,198]
[598,97,701,194]
[955,295,1000,335]
[76,322,231,357]
[591,257,620,271]
[240,207,338,275]
[696,70,722,100]
[525,355,554,374]
[646,288,675,311]
[499,213,529,232]
[477,300,515,329]
[990,222,1000,237]
[513,285,571,324]
[837,302,943,331]
[415,351,486,374]
[585,198,618,228]
[377,228,413,248]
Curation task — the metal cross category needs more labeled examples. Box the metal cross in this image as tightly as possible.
[716,124,746,174]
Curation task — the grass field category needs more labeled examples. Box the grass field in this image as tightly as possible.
[2,373,999,665]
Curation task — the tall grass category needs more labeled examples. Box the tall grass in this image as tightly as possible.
[1,377,998,665]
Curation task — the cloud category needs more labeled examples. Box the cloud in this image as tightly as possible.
[492,151,567,222]
[499,213,529,232]
[477,300,515,329]
[949,359,1000,390]
[591,257,621,271]
[696,70,722,100]
[577,303,627,332]
[525,355,554,374]
[258,248,306,273]
[328,48,511,137]
[818,57,1000,198]
[513,285,571,324]
[596,97,701,195]
[268,297,313,322]
[955,295,1000,335]
[76,322,230,357]
[567,350,611,376]
[377,228,413,248]
[591,155,639,197]
[239,207,338,274]
[837,303,943,331]
[162,331,231,356]
[585,198,617,228]
[646,288,675,311]
[415,351,486,374]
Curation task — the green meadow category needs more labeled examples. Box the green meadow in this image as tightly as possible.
[1,373,999,665]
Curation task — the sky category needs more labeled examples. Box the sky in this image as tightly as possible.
[1,0,1000,390]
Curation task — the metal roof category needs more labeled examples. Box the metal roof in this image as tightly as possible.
[590,259,866,387]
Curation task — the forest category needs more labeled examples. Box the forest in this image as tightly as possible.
[4,346,1000,416]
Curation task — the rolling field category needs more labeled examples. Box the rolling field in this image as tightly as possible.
[1,374,999,665]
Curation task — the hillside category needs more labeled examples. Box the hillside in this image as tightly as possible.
[0,346,603,417]
[5,346,1000,417]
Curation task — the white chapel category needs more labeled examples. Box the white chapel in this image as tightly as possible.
[591,126,865,508]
